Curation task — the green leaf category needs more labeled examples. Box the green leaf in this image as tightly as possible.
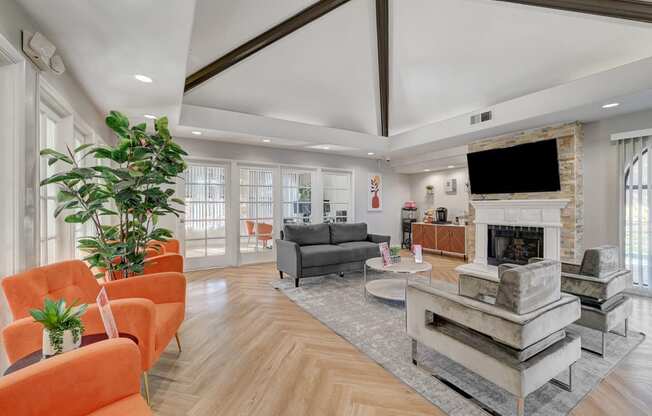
[74,143,94,154]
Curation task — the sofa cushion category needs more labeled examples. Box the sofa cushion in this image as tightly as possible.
[330,223,368,244]
[495,259,561,314]
[337,241,380,261]
[300,244,353,268]
[580,245,619,278]
[561,269,632,300]
[283,223,330,246]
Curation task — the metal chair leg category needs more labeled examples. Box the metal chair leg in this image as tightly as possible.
[175,332,182,353]
[516,397,525,416]
[411,338,418,365]
[549,363,574,392]
[142,371,151,405]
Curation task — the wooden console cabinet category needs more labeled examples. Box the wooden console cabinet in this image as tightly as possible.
[411,223,466,258]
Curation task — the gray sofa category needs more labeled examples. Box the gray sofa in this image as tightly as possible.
[276,223,390,287]
[408,259,581,416]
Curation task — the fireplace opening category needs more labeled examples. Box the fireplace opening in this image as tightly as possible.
[487,225,544,266]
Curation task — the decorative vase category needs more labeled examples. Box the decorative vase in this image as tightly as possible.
[372,191,380,209]
[42,328,81,357]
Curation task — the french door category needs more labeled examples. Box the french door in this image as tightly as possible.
[239,166,276,263]
[182,163,229,269]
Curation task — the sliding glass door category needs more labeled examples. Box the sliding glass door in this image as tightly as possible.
[183,163,228,269]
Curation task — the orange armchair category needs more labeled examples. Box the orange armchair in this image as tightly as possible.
[0,338,152,415]
[1,260,186,403]
[144,238,183,275]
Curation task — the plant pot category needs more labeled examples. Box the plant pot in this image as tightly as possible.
[42,328,82,357]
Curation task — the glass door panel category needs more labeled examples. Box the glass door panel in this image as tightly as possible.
[184,164,228,268]
[239,167,274,254]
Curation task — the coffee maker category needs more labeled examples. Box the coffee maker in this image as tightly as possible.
[435,207,448,223]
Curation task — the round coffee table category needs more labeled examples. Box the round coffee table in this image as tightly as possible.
[3,333,138,376]
[364,257,432,302]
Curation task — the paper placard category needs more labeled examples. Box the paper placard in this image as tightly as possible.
[96,287,118,339]
[413,244,423,264]
[379,242,391,266]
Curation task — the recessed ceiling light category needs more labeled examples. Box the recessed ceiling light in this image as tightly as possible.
[191,131,202,135]
[447,165,455,169]
[262,138,271,143]
[424,169,431,172]
[134,74,153,83]
[602,102,619,109]
[322,146,330,150]
[144,114,156,119]
[368,152,375,156]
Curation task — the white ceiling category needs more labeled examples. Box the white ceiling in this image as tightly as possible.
[184,0,380,135]
[14,0,652,162]
[17,0,196,125]
[390,0,652,135]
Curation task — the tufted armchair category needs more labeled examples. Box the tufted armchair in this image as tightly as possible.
[1,259,186,403]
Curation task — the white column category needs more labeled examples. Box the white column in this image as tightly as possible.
[474,223,488,265]
[543,226,561,261]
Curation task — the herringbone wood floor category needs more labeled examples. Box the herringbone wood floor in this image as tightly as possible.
[149,254,652,415]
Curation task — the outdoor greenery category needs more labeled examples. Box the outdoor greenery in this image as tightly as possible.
[40,111,187,277]
[29,298,87,354]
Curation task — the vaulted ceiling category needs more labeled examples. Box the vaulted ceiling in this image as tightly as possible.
[16,0,652,164]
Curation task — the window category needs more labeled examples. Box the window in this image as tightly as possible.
[39,108,60,264]
[322,171,352,223]
[281,168,312,224]
[240,167,274,253]
[624,144,650,287]
[72,127,88,259]
[184,165,227,258]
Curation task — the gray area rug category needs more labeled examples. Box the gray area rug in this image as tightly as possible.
[272,272,645,416]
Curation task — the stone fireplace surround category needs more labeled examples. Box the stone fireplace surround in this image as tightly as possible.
[456,199,569,280]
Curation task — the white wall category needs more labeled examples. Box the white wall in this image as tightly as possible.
[0,0,111,141]
[408,168,469,221]
[175,139,411,246]
[583,108,652,249]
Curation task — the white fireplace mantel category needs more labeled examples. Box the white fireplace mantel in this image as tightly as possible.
[455,199,569,280]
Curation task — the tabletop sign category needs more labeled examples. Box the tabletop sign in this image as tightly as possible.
[96,287,118,339]
[379,242,391,266]
[413,244,423,264]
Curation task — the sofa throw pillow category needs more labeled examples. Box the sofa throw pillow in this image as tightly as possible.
[330,223,368,244]
[283,223,330,246]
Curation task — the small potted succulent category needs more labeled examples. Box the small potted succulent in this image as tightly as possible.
[29,298,88,357]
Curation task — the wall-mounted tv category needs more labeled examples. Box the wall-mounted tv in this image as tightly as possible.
[466,140,561,194]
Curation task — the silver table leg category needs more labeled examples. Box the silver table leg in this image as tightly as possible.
[363,263,367,301]
[411,338,418,365]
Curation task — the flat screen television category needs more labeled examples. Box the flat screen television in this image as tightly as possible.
[466,140,561,194]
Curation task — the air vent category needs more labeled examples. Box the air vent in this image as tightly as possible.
[470,111,492,125]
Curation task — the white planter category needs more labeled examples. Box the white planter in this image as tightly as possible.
[42,328,81,357]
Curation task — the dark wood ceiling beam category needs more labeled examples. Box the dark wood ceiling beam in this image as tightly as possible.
[185,0,350,93]
[375,0,389,137]
[493,0,652,24]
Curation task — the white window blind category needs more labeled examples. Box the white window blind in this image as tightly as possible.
[618,136,651,288]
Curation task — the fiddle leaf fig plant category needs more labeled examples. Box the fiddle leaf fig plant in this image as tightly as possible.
[40,111,187,278]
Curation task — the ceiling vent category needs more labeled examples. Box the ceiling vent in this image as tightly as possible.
[470,111,492,125]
